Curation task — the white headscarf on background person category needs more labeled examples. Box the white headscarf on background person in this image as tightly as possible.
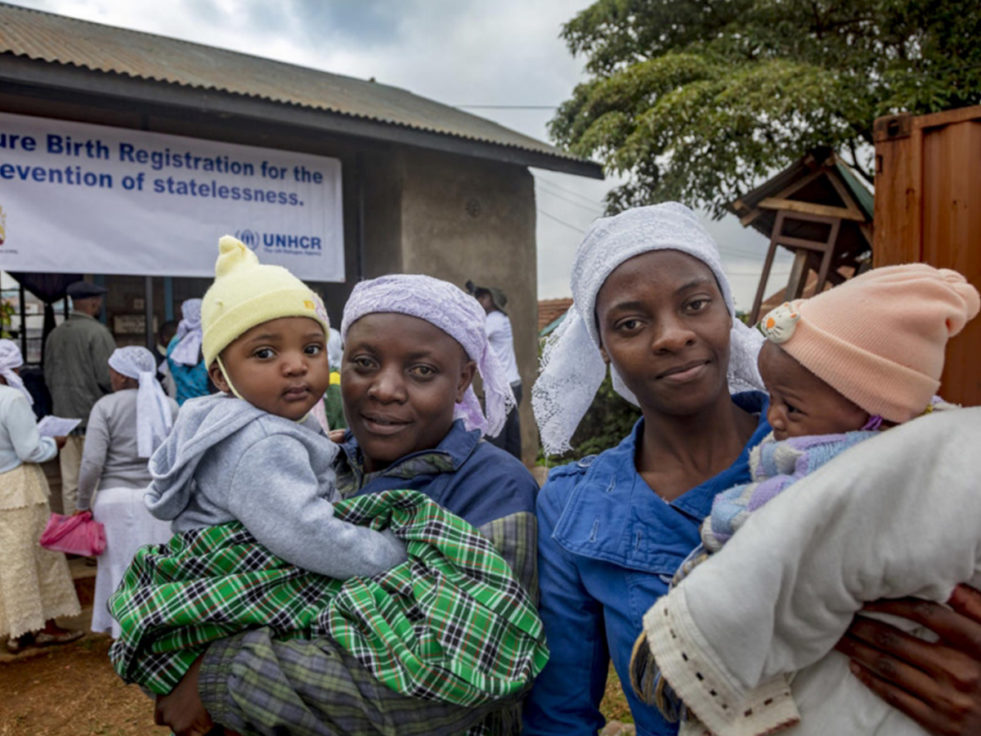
[108,346,173,457]
[169,298,203,366]
[0,339,32,404]
[327,327,343,372]
[341,274,515,438]
[533,202,765,456]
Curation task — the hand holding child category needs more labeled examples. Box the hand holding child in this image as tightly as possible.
[836,583,981,736]
[154,656,214,736]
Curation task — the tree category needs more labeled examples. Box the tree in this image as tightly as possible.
[550,0,981,216]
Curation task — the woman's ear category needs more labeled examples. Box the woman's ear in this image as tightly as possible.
[207,361,230,394]
[599,346,611,365]
[456,360,477,403]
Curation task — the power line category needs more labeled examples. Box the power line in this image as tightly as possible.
[535,179,605,209]
[455,104,559,110]
[534,174,607,207]
[537,208,587,234]
[536,185,605,216]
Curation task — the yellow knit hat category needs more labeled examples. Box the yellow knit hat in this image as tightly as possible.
[201,236,329,366]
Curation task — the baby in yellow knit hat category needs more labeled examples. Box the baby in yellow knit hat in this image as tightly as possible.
[633,263,981,736]
[110,236,406,693]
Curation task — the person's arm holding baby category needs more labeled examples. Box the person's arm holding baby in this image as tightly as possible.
[838,584,981,736]
[225,433,405,578]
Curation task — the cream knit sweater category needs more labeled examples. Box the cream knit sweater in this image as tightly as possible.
[643,407,981,736]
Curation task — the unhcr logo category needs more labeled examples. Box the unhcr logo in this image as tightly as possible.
[234,229,322,253]
[235,229,260,251]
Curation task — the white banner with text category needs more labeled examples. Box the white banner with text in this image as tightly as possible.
[0,111,344,281]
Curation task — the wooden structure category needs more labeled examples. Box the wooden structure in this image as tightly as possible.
[729,148,874,322]
[873,105,981,407]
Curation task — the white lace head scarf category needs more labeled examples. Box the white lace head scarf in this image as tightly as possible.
[0,339,32,404]
[533,202,765,456]
[108,346,174,457]
[341,274,515,437]
[327,327,343,371]
[170,298,203,366]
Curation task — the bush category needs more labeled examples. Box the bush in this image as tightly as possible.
[536,372,641,466]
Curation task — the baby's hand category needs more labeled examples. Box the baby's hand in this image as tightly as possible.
[328,429,346,443]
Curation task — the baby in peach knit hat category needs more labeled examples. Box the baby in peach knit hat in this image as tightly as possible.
[632,263,980,733]
[677,262,980,560]
[755,262,980,440]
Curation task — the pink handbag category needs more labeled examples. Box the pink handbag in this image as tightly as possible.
[39,511,107,556]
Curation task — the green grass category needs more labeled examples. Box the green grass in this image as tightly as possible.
[600,663,634,724]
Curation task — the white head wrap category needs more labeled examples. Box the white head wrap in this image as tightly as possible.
[533,202,765,455]
[327,327,343,371]
[0,339,32,404]
[170,298,203,366]
[108,346,174,457]
[341,274,515,437]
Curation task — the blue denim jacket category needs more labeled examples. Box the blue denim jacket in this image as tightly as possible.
[523,392,770,736]
[338,419,538,527]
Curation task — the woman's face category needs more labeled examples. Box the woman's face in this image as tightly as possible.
[109,367,133,393]
[595,249,732,417]
[341,313,476,473]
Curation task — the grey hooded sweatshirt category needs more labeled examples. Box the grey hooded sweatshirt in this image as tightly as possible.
[145,393,406,578]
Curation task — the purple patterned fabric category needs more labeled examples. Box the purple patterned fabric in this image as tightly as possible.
[341,274,515,437]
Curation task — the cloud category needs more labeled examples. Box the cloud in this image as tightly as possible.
[7,0,778,307]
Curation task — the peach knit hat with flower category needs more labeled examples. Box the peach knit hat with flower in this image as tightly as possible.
[759,263,980,422]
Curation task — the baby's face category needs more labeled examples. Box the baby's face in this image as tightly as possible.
[758,341,869,441]
[210,316,330,421]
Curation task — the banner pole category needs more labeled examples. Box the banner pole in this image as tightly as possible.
[18,282,27,359]
[144,276,154,351]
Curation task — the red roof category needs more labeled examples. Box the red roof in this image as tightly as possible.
[538,298,572,332]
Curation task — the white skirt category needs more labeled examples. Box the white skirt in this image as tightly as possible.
[0,464,81,639]
[91,486,173,638]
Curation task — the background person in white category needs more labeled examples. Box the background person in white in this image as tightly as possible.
[468,281,522,460]
[75,346,178,637]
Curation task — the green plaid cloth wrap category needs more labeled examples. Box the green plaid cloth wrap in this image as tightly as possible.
[108,488,548,703]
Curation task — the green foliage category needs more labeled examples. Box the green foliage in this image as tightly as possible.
[537,372,641,465]
[0,301,13,339]
[551,0,981,216]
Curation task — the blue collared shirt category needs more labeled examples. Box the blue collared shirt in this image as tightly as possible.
[336,418,538,527]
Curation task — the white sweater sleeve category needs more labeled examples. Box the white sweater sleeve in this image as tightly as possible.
[9,394,57,465]
[644,407,981,735]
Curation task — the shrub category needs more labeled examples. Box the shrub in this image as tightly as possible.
[536,372,641,465]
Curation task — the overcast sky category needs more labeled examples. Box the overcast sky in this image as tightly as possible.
[7,0,791,310]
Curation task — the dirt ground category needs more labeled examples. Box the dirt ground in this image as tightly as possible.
[1,635,633,736]
[0,635,168,736]
[0,559,632,735]
[0,558,167,736]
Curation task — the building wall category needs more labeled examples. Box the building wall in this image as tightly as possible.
[397,148,538,463]
[2,86,542,460]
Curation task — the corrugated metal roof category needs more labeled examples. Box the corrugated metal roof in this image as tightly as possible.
[0,2,601,175]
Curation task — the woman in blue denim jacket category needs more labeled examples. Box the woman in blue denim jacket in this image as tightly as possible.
[524,203,767,735]
[523,203,981,736]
